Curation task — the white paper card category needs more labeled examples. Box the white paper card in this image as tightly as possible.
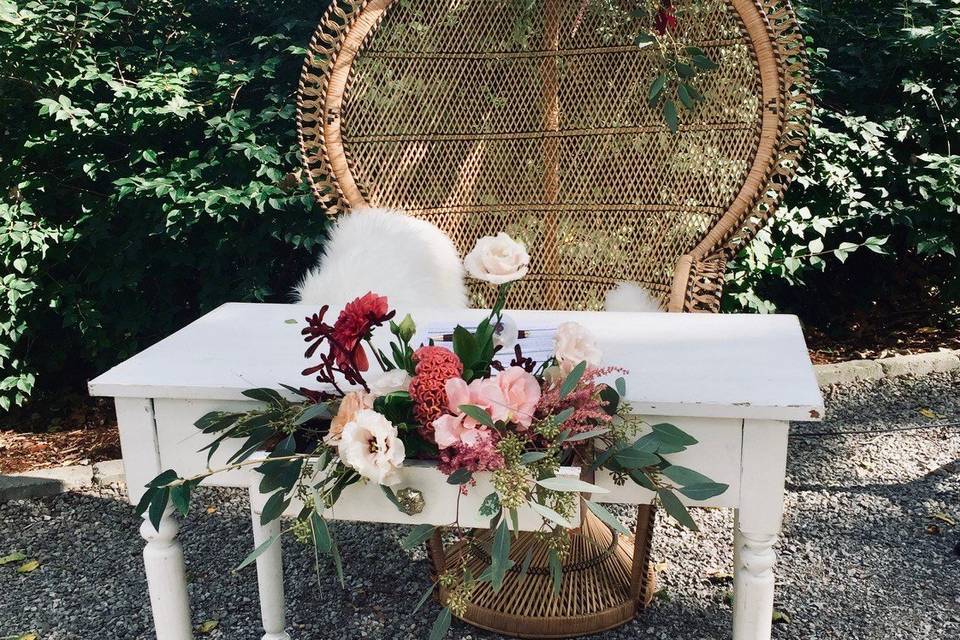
[421,321,558,367]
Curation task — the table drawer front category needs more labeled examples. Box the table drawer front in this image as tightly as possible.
[595,416,742,509]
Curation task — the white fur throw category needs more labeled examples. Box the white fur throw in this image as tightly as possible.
[295,207,663,315]
[294,208,468,313]
[604,282,663,313]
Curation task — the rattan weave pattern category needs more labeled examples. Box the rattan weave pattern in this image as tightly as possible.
[296,0,809,313]
[295,1,808,635]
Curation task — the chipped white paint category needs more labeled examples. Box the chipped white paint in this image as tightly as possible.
[90,303,823,640]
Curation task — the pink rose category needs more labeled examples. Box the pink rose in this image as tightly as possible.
[496,366,541,428]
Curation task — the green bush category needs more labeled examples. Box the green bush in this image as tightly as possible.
[725,0,960,315]
[0,0,331,409]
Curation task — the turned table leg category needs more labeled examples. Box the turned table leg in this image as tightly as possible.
[733,420,789,640]
[141,508,194,640]
[250,486,291,640]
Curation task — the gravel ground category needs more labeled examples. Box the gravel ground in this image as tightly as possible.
[1,372,958,640]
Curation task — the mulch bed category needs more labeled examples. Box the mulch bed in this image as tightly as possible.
[0,395,120,474]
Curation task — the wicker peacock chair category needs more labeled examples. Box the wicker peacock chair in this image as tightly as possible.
[296,0,810,637]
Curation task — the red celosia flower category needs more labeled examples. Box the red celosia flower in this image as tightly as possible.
[408,346,463,439]
[330,292,392,372]
[654,0,677,34]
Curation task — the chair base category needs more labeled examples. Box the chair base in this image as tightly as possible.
[430,507,656,639]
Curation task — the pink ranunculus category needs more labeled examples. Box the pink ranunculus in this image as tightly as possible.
[444,377,508,425]
[496,366,541,428]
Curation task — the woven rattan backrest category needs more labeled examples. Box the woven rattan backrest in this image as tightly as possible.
[298,0,809,312]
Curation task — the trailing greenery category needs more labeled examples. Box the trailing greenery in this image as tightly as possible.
[0,0,330,409]
[725,0,960,315]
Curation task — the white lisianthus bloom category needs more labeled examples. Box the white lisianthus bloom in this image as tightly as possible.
[369,369,412,398]
[554,322,603,374]
[337,409,406,486]
[463,233,530,285]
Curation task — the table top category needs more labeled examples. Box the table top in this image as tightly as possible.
[89,303,824,421]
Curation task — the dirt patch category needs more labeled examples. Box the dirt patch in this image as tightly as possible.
[0,395,119,474]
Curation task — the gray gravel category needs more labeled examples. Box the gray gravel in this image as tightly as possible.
[1,372,958,640]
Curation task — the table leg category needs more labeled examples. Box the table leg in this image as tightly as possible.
[733,420,789,640]
[250,486,291,640]
[732,523,778,640]
[140,508,194,640]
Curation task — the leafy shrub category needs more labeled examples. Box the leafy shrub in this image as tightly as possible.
[725,0,960,315]
[0,0,331,409]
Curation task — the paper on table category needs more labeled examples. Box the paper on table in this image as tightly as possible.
[421,322,558,367]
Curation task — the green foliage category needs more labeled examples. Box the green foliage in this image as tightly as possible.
[726,0,960,314]
[0,0,331,410]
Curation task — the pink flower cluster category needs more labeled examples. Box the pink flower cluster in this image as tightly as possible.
[431,366,540,474]
[537,367,625,437]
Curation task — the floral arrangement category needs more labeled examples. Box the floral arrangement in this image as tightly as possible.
[136,231,727,638]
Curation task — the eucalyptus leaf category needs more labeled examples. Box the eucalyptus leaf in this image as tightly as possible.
[401,524,436,550]
[490,518,512,592]
[548,549,563,596]
[559,361,587,398]
[458,404,495,428]
[529,501,573,528]
[678,482,730,501]
[536,476,609,494]
[234,533,278,571]
[583,499,631,535]
[429,608,452,640]
[657,488,698,531]
[520,451,548,464]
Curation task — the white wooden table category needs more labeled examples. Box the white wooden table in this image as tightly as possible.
[89,303,823,640]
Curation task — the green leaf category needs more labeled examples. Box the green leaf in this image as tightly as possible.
[452,325,479,369]
[564,427,610,442]
[678,482,729,501]
[295,403,331,424]
[663,100,679,133]
[521,451,548,464]
[548,549,563,596]
[583,499,631,535]
[615,377,627,397]
[234,534,279,571]
[429,608,452,640]
[677,83,695,109]
[134,487,158,517]
[490,518,512,592]
[692,54,719,70]
[310,512,332,554]
[629,470,658,491]
[657,488,698,531]
[634,33,654,48]
[0,551,27,566]
[146,469,178,488]
[170,482,193,517]
[520,547,535,578]
[241,388,285,407]
[529,501,573,528]
[649,74,668,104]
[148,488,169,532]
[479,492,501,517]
[559,361,587,398]
[536,476,609,494]
[447,467,474,485]
[551,407,575,426]
[401,524,436,550]
[674,62,695,78]
[330,537,346,587]
[413,580,436,613]
[614,444,660,470]
[259,490,290,525]
[651,423,698,447]
[660,465,714,487]
[458,404,495,428]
